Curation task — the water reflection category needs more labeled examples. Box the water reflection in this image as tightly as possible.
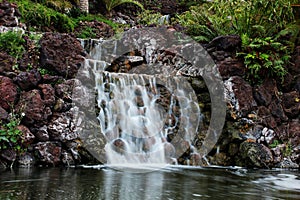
[0,167,300,200]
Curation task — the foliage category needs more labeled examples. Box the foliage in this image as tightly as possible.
[238,34,291,83]
[0,31,25,59]
[137,10,163,25]
[76,26,97,38]
[103,0,144,13]
[0,111,24,153]
[176,0,295,42]
[16,0,76,32]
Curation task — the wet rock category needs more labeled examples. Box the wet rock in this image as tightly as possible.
[239,141,273,168]
[38,84,55,107]
[47,110,79,142]
[112,138,126,154]
[14,69,41,90]
[40,33,86,79]
[61,150,75,166]
[34,142,62,166]
[17,125,35,145]
[0,76,18,110]
[225,76,257,117]
[281,91,300,118]
[0,52,14,75]
[275,157,299,169]
[0,149,16,163]
[17,89,52,125]
[17,153,34,167]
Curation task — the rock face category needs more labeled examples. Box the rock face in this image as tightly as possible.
[40,33,86,78]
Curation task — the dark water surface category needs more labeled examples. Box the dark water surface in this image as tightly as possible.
[1,165,300,200]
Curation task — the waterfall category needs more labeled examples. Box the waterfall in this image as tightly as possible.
[95,72,199,166]
[77,29,209,168]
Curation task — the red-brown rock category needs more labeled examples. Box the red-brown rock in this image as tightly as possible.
[0,75,18,110]
[39,33,86,79]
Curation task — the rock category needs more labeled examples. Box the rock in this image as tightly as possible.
[282,91,300,118]
[206,35,241,51]
[225,76,257,117]
[38,84,55,107]
[0,149,16,163]
[257,106,277,129]
[17,125,35,145]
[0,52,14,75]
[275,157,299,169]
[268,99,288,122]
[61,150,75,166]
[289,46,300,74]
[34,142,62,166]
[34,125,49,142]
[0,0,21,27]
[217,57,245,79]
[47,109,79,142]
[0,76,18,110]
[14,68,41,90]
[239,141,273,168]
[39,33,86,79]
[253,79,276,106]
[0,106,8,121]
[17,89,52,125]
[17,153,34,167]
[289,120,300,148]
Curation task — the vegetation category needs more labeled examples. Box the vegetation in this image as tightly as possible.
[103,0,144,14]
[0,31,25,59]
[176,0,299,82]
[0,111,24,153]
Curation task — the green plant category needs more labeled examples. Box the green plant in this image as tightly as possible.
[0,31,25,59]
[238,34,290,82]
[103,0,144,14]
[176,0,295,42]
[137,10,163,25]
[76,26,97,38]
[0,111,24,153]
[16,0,76,32]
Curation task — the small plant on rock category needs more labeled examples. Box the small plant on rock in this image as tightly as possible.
[0,30,25,59]
[0,111,24,153]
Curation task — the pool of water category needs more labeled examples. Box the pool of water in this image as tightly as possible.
[1,165,299,200]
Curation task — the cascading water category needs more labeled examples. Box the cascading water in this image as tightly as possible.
[77,28,212,168]
[94,71,200,166]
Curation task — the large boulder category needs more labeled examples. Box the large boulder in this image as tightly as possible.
[39,33,86,78]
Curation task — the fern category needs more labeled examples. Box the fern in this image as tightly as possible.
[103,0,144,13]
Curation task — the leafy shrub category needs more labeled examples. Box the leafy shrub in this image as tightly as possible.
[176,0,295,42]
[137,10,163,25]
[238,35,290,82]
[103,0,144,13]
[17,0,76,32]
[0,31,25,59]
[0,112,24,153]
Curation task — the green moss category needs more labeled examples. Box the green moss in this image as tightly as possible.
[0,31,25,59]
